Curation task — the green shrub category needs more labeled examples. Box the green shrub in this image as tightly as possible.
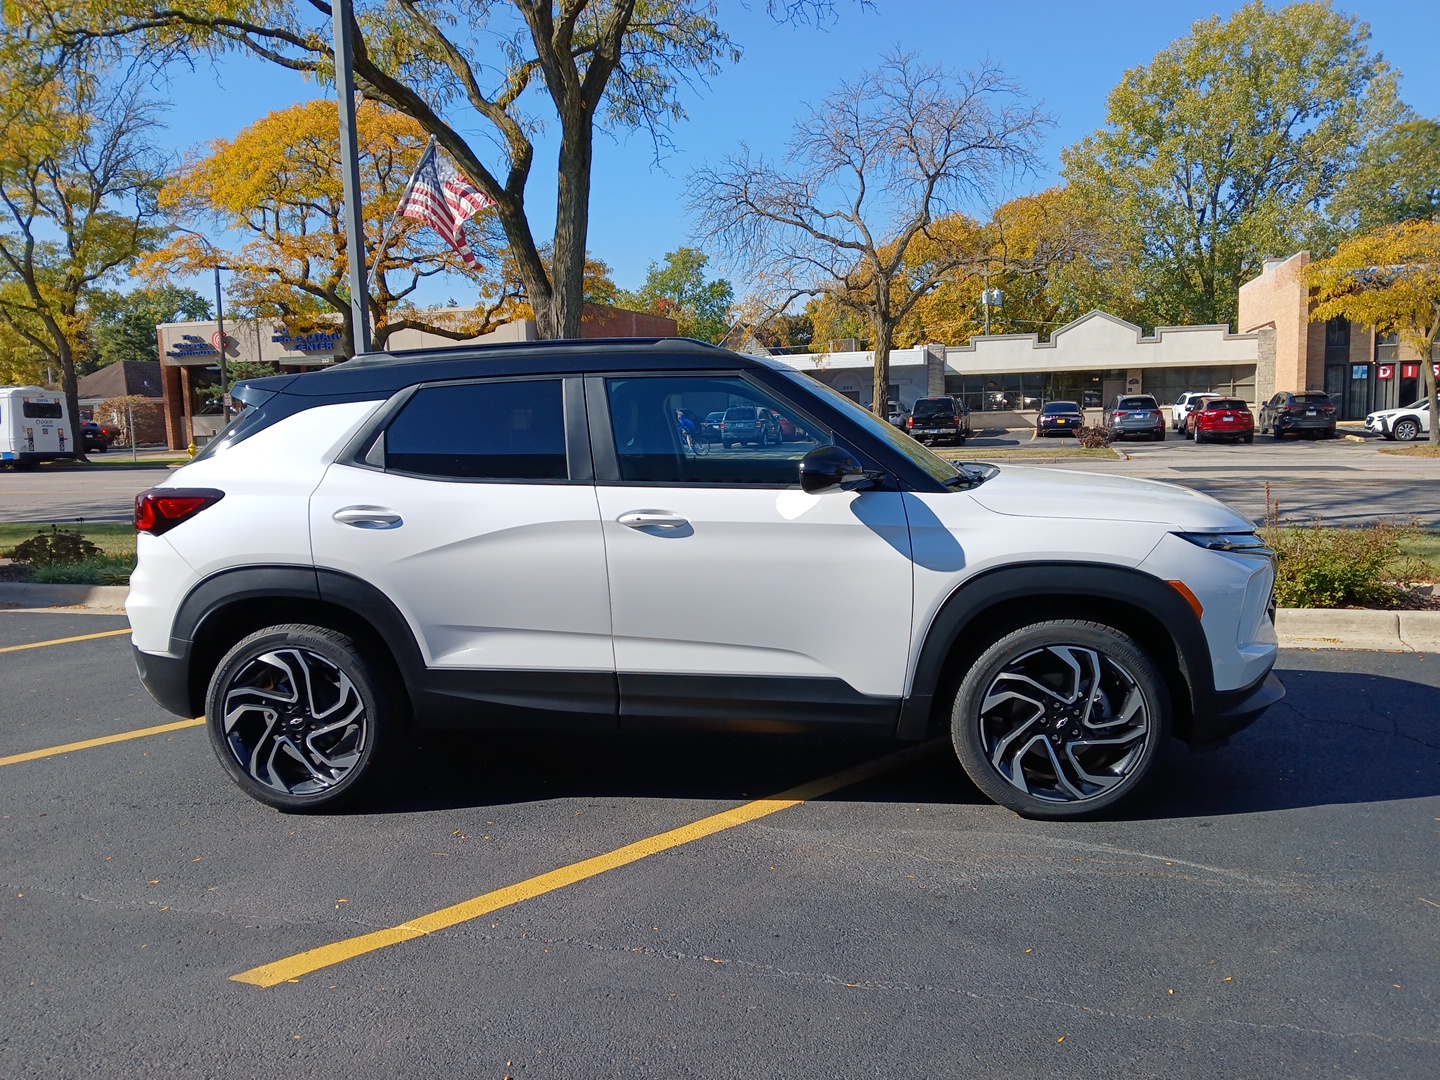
[1259,491,1425,608]
[28,556,133,586]
[5,527,100,566]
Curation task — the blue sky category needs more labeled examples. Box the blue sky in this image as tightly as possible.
[151,0,1440,305]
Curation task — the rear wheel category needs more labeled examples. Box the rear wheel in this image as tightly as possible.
[950,620,1171,819]
[205,624,398,811]
[1194,428,1206,444]
[1243,433,1254,444]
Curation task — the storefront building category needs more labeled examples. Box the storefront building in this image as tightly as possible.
[1238,251,1439,421]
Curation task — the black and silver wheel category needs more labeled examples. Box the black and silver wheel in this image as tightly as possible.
[950,620,1171,819]
[1393,417,1420,442]
[205,624,397,811]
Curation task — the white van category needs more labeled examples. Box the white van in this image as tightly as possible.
[0,386,74,469]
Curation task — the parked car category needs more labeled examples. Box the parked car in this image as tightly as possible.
[773,413,798,442]
[905,397,970,445]
[1187,398,1254,444]
[81,421,111,452]
[1036,401,1083,437]
[701,411,726,443]
[720,405,782,447]
[1366,399,1432,442]
[1104,394,1166,441]
[1259,391,1337,439]
[887,401,912,429]
[128,338,1283,821]
[1171,391,1221,432]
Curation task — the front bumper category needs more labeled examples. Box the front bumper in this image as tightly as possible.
[1191,670,1285,749]
[1365,416,1388,435]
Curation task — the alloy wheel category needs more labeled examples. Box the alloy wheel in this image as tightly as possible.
[973,643,1153,806]
[219,646,368,797]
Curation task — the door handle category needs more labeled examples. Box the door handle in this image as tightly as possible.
[333,506,403,529]
[617,511,689,529]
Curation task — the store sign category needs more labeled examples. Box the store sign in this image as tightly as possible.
[1352,364,1369,380]
[270,329,343,354]
[1402,364,1419,379]
[164,333,219,362]
[1378,364,1394,380]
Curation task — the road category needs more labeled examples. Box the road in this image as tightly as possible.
[3,433,1436,528]
[2,612,1438,1078]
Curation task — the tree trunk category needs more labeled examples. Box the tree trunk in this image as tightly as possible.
[870,278,895,417]
[57,336,87,464]
[549,114,594,340]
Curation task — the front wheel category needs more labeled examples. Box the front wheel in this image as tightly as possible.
[205,624,399,811]
[950,620,1172,820]
[1393,418,1420,442]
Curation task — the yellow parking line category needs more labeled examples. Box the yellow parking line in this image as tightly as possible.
[0,628,132,654]
[233,738,945,988]
[0,717,205,767]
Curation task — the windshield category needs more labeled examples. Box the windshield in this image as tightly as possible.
[1293,393,1329,404]
[1208,399,1246,410]
[1118,397,1156,409]
[1043,402,1080,414]
[723,407,757,421]
[773,369,978,487]
[912,399,955,417]
[1404,399,1432,410]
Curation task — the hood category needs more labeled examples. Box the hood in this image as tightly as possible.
[965,465,1252,530]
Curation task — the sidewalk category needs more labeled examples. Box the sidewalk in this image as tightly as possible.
[3,583,1437,652]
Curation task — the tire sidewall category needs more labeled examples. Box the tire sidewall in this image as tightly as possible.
[950,620,1172,820]
[205,624,393,812]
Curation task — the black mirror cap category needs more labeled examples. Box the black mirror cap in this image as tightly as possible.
[799,445,864,493]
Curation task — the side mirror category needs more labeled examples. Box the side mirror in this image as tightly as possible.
[799,445,864,493]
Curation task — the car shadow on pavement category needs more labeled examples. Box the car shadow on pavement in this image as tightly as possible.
[366,666,1438,819]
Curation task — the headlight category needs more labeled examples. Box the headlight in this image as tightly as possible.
[1175,531,1269,553]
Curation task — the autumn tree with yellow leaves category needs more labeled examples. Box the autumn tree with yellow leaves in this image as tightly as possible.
[143,99,521,356]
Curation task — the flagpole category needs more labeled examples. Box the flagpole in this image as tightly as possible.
[333,0,373,354]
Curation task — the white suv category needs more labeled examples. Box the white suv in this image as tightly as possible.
[128,340,1282,819]
[1171,391,1221,431]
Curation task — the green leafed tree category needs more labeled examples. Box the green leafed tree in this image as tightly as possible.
[87,285,211,373]
[16,1,851,341]
[1330,118,1440,234]
[0,51,167,458]
[1309,219,1440,447]
[1063,1,1403,332]
[617,247,733,342]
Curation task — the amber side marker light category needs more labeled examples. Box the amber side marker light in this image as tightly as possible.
[1167,580,1204,620]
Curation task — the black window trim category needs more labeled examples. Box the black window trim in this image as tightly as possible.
[338,372,591,485]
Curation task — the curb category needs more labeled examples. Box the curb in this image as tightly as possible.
[0,583,130,613]
[3,583,1438,653]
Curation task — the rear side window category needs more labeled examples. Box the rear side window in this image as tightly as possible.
[386,379,567,480]
[22,401,63,419]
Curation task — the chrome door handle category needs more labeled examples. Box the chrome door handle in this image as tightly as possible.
[617,511,689,529]
[333,506,403,529]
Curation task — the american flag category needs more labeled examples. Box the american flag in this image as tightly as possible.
[397,138,494,268]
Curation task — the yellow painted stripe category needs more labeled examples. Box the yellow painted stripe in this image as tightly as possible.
[0,717,205,767]
[0,628,132,654]
[233,738,944,988]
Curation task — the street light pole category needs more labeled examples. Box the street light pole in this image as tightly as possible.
[333,0,373,354]
[213,265,230,422]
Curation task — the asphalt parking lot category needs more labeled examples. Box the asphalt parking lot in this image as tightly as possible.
[3,612,1438,1078]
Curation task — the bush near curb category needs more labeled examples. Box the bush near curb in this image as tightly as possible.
[1259,486,1427,609]
[1073,425,1114,449]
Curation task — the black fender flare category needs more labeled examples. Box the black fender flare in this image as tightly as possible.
[897,562,1213,742]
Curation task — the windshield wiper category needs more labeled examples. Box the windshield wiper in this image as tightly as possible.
[944,462,997,489]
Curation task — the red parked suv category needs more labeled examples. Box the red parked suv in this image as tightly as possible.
[1187,398,1254,444]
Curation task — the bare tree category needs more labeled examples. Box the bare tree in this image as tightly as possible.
[689,52,1048,415]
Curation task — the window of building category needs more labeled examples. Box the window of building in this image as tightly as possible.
[384,379,568,480]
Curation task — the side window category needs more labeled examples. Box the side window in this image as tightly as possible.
[605,375,830,486]
[384,379,567,480]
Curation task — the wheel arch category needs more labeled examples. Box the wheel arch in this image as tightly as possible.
[170,566,424,719]
[899,563,1211,744]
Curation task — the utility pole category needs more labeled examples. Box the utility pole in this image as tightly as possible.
[333,0,372,354]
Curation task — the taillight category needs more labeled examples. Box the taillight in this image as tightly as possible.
[906,417,914,428]
[135,488,225,536]
[1114,411,1129,418]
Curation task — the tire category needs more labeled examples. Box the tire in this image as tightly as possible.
[1243,433,1253,444]
[205,624,398,812]
[1184,424,1193,440]
[1393,418,1420,442]
[950,620,1172,820]
[1194,428,1205,444]
[1153,429,1165,441]
[722,441,732,450]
